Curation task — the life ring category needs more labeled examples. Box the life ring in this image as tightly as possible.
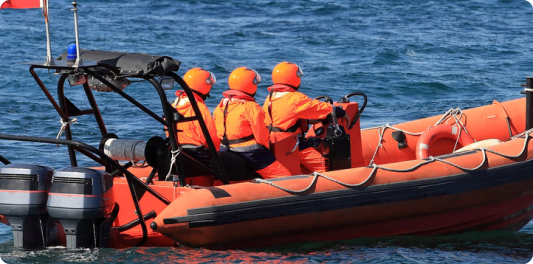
[415,124,475,159]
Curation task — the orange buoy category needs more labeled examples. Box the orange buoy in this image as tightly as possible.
[416,124,475,159]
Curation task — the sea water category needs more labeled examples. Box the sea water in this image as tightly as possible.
[0,0,532,263]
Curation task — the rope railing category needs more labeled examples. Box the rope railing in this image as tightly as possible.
[252,129,533,194]
[364,108,469,166]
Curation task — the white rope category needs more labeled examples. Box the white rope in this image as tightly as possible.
[439,108,472,150]
[56,118,77,139]
[165,148,181,181]
[252,131,533,193]
[252,168,378,194]
[365,108,471,166]
[511,127,533,140]
[367,123,425,166]
[366,125,386,166]
[252,174,319,194]
[55,118,77,147]
[373,157,435,172]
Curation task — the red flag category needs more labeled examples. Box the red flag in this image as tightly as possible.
[0,0,42,9]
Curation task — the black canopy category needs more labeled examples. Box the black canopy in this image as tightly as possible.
[56,49,181,77]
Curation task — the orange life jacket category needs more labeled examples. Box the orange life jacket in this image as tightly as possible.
[263,84,333,142]
[213,90,271,151]
[173,91,220,151]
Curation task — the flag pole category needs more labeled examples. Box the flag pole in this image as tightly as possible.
[43,0,54,66]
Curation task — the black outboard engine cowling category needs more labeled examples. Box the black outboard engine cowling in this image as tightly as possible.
[46,167,115,248]
[0,163,54,248]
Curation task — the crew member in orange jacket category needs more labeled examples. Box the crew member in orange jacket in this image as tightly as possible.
[172,67,220,173]
[213,67,291,179]
[264,62,350,173]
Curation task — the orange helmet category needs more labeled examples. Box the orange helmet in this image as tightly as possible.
[272,61,303,88]
[183,67,216,97]
[228,67,261,96]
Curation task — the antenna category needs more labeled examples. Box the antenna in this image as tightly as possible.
[43,0,54,66]
[71,1,82,68]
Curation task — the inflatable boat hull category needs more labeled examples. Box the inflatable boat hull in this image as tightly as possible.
[150,131,533,248]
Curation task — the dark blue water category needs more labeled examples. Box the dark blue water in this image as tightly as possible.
[1,0,533,262]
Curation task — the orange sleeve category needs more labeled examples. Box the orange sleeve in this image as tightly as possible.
[246,102,270,148]
[292,92,333,120]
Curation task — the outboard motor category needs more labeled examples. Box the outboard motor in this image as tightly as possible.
[0,164,54,248]
[46,167,115,248]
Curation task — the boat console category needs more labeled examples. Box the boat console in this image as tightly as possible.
[273,92,367,172]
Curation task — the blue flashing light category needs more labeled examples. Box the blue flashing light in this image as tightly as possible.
[67,44,77,60]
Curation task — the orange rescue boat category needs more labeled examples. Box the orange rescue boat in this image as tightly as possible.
[1,49,533,250]
[150,96,533,249]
